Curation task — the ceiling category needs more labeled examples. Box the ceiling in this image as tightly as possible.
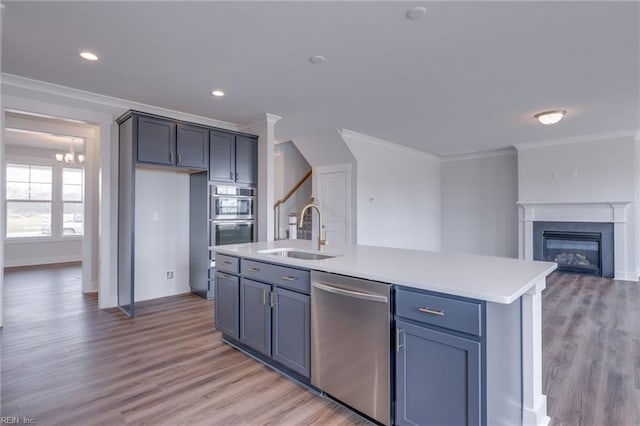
[2,1,639,155]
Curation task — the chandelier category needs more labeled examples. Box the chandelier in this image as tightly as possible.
[56,138,85,165]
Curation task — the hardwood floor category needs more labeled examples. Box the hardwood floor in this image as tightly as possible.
[542,273,640,426]
[1,266,639,425]
[0,264,367,425]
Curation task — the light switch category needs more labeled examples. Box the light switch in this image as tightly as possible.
[152,212,159,221]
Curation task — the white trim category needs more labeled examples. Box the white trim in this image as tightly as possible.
[238,113,282,132]
[513,130,637,151]
[2,73,238,130]
[440,147,516,162]
[338,128,441,162]
[4,254,82,268]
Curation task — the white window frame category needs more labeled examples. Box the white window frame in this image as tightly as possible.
[4,156,85,243]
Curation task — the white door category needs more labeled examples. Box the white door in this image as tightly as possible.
[313,163,352,245]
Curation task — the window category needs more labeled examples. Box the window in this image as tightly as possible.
[6,164,53,238]
[62,168,84,236]
[5,163,84,239]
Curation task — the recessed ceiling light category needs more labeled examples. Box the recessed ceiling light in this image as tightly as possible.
[406,6,427,20]
[534,110,566,125]
[79,51,98,61]
[309,55,325,64]
[211,90,225,97]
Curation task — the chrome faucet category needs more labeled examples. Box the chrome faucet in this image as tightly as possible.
[299,202,327,251]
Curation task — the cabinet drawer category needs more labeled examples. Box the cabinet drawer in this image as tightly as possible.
[395,289,482,336]
[216,254,240,274]
[241,259,310,294]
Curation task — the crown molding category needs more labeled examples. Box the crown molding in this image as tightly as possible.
[1,73,238,130]
[338,128,441,161]
[440,147,516,162]
[513,129,637,151]
[238,113,282,131]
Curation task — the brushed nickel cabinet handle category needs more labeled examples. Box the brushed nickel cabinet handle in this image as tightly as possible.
[262,289,267,305]
[270,292,276,307]
[235,172,239,181]
[223,261,232,265]
[418,307,445,316]
[247,267,260,273]
[217,273,231,280]
[396,328,404,353]
[280,276,297,281]
[178,154,182,163]
[169,152,173,162]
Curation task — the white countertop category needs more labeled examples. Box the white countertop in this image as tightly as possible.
[212,240,557,304]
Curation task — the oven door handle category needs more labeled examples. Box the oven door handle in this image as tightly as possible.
[212,220,255,225]
[312,281,388,303]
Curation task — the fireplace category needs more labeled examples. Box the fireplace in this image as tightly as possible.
[533,221,614,278]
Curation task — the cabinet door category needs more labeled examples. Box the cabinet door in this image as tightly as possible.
[235,135,257,185]
[209,131,235,182]
[272,287,310,377]
[240,278,272,356]
[177,124,208,169]
[137,116,175,165]
[215,272,239,339]
[396,320,481,426]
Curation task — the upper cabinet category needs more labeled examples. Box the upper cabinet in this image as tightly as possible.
[134,113,209,170]
[137,116,176,165]
[210,130,258,185]
[176,124,208,169]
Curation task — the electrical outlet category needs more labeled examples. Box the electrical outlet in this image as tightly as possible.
[166,271,174,280]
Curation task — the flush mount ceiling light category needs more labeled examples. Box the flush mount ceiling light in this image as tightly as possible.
[211,90,225,97]
[406,6,427,20]
[79,51,98,61]
[534,110,566,125]
[309,55,325,64]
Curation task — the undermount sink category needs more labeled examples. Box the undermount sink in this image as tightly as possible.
[258,248,340,260]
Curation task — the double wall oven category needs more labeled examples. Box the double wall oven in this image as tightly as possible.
[210,184,256,263]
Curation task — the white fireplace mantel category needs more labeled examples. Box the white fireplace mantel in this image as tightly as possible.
[518,201,636,281]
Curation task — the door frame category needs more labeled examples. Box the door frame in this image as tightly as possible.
[1,93,117,327]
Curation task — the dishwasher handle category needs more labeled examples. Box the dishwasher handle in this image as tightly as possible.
[312,281,388,303]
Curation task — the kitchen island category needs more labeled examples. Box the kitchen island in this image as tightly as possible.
[213,240,556,426]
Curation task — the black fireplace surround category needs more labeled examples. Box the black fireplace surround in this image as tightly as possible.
[533,221,614,278]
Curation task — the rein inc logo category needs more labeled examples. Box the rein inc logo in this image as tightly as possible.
[1,418,35,424]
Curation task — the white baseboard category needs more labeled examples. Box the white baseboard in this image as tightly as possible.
[4,255,82,268]
[615,271,639,282]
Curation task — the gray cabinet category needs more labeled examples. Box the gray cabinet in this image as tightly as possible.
[136,115,208,169]
[137,115,175,165]
[240,278,272,356]
[177,124,208,168]
[395,288,484,426]
[396,320,481,426]
[215,272,240,339]
[272,287,310,377]
[215,255,311,379]
[209,131,257,185]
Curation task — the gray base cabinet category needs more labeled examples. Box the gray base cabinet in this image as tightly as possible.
[240,278,272,356]
[214,255,311,379]
[272,287,310,377]
[215,272,240,339]
[396,320,481,426]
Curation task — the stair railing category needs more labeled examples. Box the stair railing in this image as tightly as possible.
[274,169,312,240]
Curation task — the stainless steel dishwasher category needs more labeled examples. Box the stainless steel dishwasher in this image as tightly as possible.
[311,271,391,425]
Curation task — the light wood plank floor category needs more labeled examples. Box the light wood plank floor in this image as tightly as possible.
[0,264,367,425]
[1,265,639,425]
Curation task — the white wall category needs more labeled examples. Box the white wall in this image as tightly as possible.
[274,141,312,238]
[518,134,636,203]
[342,129,441,251]
[442,151,519,258]
[134,169,190,302]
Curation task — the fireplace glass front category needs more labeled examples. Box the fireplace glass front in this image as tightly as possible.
[543,231,601,276]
